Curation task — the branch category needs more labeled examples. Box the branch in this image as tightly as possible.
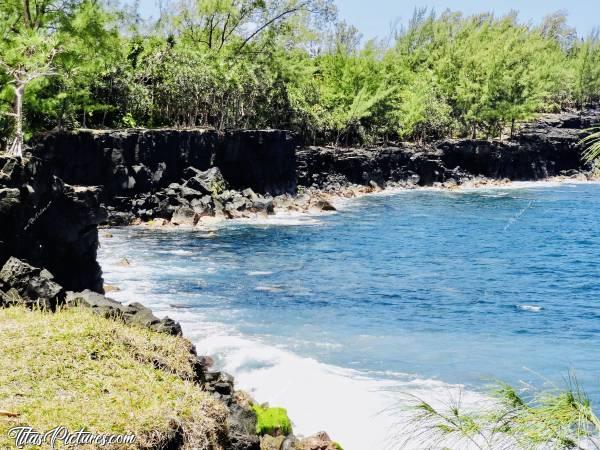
[235,2,308,55]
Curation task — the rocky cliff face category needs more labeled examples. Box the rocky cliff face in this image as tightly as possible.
[0,155,105,292]
[298,110,600,188]
[31,128,297,199]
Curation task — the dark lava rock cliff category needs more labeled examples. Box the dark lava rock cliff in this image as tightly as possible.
[31,128,297,198]
[297,110,600,188]
[0,155,105,292]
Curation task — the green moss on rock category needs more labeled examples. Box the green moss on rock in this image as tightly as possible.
[251,404,292,436]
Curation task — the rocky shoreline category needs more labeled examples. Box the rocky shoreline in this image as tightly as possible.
[0,254,341,450]
[1,108,598,449]
[28,108,599,230]
[0,153,341,450]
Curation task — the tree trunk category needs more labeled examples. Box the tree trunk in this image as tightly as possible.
[22,0,32,29]
[9,84,24,157]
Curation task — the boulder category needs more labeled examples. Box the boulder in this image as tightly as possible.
[122,302,182,336]
[171,206,198,226]
[297,432,339,450]
[183,176,211,195]
[226,194,250,213]
[0,188,20,214]
[0,288,24,307]
[228,400,260,450]
[183,166,202,179]
[248,195,274,214]
[65,290,125,319]
[205,371,235,403]
[0,257,64,309]
[65,291,182,336]
[260,435,286,450]
[187,167,229,196]
[280,435,300,450]
[242,188,257,200]
[180,186,204,200]
[309,198,336,212]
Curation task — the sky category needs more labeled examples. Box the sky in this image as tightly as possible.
[137,0,600,39]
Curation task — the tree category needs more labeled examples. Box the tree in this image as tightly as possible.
[0,32,59,156]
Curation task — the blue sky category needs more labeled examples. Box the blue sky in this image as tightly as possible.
[137,0,599,39]
[334,0,599,39]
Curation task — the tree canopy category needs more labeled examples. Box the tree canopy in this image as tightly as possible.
[1,1,599,152]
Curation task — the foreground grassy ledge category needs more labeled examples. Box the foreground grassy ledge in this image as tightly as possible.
[0,307,227,450]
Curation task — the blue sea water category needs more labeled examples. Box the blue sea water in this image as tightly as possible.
[99,182,600,449]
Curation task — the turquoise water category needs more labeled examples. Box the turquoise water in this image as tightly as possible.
[99,182,600,449]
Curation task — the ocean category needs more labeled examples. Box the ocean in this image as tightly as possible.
[99,182,600,449]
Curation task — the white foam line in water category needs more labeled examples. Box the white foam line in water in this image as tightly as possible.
[247,271,274,276]
[229,211,325,226]
[517,304,543,312]
[194,332,490,450]
[98,271,493,450]
[330,179,600,210]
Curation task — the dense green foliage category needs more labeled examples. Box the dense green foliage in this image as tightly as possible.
[1,1,599,150]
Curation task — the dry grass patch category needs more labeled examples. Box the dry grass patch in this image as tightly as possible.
[0,307,227,449]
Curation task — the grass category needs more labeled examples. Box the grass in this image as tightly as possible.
[251,405,292,436]
[398,375,600,450]
[0,306,228,449]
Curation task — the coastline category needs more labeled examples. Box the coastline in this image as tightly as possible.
[2,107,599,449]
[97,175,600,449]
[98,229,494,450]
[126,172,600,232]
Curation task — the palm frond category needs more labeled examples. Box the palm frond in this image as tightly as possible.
[580,127,600,162]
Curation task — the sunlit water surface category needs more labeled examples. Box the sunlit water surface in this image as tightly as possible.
[99,182,600,450]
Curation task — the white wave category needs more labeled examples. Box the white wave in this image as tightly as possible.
[194,333,490,450]
[254,284,285,292]
[97,229,505,450]
[168,249,194,256]
[231,212,323,226]
[518,304,543,312]
[247,271,274,276]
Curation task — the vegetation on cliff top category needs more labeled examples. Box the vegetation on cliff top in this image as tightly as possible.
[0,306,228,449]
[0,0,599,152]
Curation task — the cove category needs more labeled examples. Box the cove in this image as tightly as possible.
[99,182,600,449]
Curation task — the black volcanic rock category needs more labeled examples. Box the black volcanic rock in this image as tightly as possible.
[0,257,65,309]
[0,155,105,292]
[65,290,183,336]
[297,145,446,187]
[297,110,599,188]
[31,128,297,199]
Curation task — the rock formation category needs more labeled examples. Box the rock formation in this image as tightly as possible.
[31,128,297,198]
[297,110,600,189]
[0,155,105,292]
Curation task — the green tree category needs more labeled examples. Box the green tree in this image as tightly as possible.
[0,29,59,155]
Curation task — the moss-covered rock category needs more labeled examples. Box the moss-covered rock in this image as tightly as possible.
[251,405,292,437]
